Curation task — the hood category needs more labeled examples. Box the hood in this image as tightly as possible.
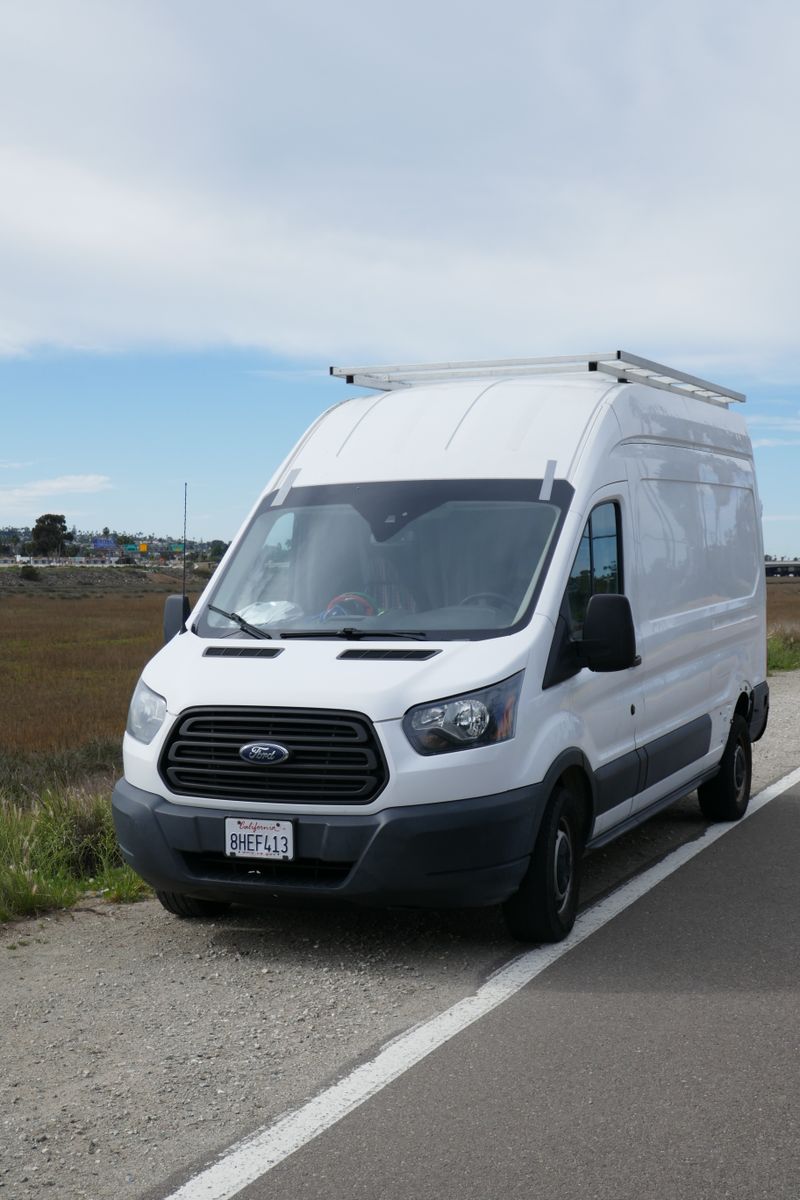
[140,623,549,723]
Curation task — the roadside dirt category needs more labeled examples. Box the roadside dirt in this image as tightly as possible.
[1,671,798,1200]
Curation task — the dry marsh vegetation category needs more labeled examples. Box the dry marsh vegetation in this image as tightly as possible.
[1,574,798,920]
[4,580,795,761]
[1,583,197,920]
[1,592,170,755]
[765,577,800,627]
[766,578,800,671]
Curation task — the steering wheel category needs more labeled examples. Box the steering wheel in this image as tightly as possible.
[458,592,516,612]
[323,592,377,618]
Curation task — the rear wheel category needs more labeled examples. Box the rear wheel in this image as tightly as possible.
[503,784,585,943]
[697,713,751,822]
[156,891,231,919]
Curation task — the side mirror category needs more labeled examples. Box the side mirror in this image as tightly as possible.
[579,593,639,672]
[164,594,191,643]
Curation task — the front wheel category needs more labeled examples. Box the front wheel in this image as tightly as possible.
[156,891,231,919]
[697,713,752,822]
[502,784,585,943]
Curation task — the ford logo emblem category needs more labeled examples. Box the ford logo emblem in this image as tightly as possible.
[238,742,290,764]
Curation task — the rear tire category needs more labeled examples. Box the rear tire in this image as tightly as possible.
[503,784,585,943]
[697,713,751,822]
[156,891,231,919]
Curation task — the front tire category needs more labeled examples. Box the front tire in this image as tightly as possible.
[697,713,752,822]
[503,784,585,943]
[156,891,231,919]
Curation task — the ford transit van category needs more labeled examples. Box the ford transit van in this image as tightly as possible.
[112,352,769,941]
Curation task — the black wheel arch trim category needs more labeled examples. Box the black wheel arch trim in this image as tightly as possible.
[748,681,769,743]
[536,748,599,833]
[543,712,716,834]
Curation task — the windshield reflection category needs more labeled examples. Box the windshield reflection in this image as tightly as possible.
[198,480,569,640]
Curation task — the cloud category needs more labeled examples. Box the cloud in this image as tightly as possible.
[748,416,800,428]
[0,1,799,369]
[246,369,329,382]
[747,417,800,447]
[0,460,33,470]
[0,474,112,519]
[0,154,795,367]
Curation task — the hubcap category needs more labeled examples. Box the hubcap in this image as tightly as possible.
[553,822,573,914]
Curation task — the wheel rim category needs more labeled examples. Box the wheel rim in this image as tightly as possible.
[733,740,748,800]
[553,820,573,914]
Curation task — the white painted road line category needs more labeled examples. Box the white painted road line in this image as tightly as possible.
[164,765,800,1200]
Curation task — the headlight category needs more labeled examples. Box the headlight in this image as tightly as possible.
[126,678,168,744]
[403,672,524,755]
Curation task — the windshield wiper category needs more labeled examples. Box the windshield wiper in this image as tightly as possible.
[207,604,273,640]
[280,627,427,641]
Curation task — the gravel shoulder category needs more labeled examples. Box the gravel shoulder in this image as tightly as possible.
[2,671,798,1200]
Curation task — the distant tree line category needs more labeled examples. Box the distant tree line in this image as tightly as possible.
[0,515,230,561]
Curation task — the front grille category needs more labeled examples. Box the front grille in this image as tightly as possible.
[181,851,352,887]
[159,707,388,804]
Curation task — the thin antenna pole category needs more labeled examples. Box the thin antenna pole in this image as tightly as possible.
[181,482,188,626]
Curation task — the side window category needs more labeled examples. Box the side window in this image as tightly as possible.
[566,502,621,635]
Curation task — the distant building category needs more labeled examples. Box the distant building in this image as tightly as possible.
[765,560,800,577]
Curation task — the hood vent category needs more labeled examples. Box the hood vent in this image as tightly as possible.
[337,648,439,661]
[204,646,284,659]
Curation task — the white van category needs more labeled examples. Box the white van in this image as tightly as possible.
[112,352,769,942]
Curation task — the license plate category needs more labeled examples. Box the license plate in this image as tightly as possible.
[224,817,294,860]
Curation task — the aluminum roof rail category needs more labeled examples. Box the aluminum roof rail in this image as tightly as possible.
[330,351,746,407]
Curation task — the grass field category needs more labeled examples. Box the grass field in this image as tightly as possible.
[0,577,200,921]
[1,593,171,756]
[3,578,797,763]
[765,576,800,626]
[1,571,799,920]
[764,578,800,672]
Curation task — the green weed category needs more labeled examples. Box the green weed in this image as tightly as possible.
[0,782,150,922]
[767,629,800,673]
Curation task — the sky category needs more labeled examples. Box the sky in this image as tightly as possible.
[1,0,799,553]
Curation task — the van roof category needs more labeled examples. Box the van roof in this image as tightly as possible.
[273,366,751,491]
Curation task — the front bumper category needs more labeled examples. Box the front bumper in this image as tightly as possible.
[112,779,547,909]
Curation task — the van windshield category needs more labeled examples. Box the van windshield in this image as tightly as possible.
[198,479,570,640]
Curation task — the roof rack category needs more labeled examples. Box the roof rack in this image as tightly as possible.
[329,351,746,407]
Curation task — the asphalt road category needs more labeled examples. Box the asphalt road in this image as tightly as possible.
[167,785,800,1200]
[3,675,798,1200]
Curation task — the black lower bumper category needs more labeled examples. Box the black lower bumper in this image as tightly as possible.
[111,779,547,909]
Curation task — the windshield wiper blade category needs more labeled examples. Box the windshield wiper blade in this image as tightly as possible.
[207,604,273,639]
[280,627,427,641]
